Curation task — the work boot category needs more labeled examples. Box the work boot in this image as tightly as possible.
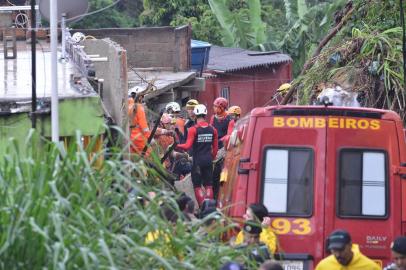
[194,187,205,206]
[205,186,214,200]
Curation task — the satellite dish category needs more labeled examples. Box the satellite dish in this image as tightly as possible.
[39,0,89,23]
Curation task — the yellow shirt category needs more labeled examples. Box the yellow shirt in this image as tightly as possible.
[234,226,278,254]
[145,230,172,257]
[145,230,185,261]
[315,244,380,270]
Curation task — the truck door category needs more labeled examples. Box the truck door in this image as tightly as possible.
[246,114,328,269]
[324,115,402,267]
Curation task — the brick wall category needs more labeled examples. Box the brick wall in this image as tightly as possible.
[73,26,191,71]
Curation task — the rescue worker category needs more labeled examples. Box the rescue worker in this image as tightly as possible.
[182,99,199,144]
[128,88,151,154]
[384,236,406,270]
[227,105,242,121]
[165,101,185,137]
[155,113,176,150]
[315,229,380,270]
[210,97,235,200]
[154,113,176,168]
[234,203,278,254]
[176,104,218,206]
[165,101,181,115]
[155,113,189,175]
[242,222,271,265]
[210,97,235,148]
[276,83,291,96]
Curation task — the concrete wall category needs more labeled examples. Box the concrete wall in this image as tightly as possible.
[83,39,128,129]
[74,26,191,71]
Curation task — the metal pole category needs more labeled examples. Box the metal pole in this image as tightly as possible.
[30,0,36,128]
[51,0,59,142]
[61,13,66,60]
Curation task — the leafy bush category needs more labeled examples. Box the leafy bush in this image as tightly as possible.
[293,0,405,122]
[0,130,250,269]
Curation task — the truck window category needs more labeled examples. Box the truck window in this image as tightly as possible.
[338,150,387,217]
[262,148,313,216]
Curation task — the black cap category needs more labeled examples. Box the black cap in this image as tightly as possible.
[248,203,269,222]
[176,193,193,211]
[391,236,406,255]
[243,222,262,235]
[327,230,351,250]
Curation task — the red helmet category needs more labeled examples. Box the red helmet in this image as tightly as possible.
[213,97,228,110]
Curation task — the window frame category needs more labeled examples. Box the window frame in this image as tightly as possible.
[336,148,389,220]
[260,146,315,218]
[220,86,230,102]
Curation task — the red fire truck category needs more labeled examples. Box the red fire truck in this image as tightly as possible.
[219,105,406,269]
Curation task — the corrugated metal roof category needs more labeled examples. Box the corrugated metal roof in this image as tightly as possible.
[207,45,292,73]
[127,69,196,100]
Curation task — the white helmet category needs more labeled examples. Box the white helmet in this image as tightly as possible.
[128,86,145,97]
[193,104,207,116]
[165,102,181,113]
[71,32,86,43]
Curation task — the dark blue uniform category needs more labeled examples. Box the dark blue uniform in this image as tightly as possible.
[177,121,218,188]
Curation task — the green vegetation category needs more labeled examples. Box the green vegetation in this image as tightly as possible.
[293,0,405,121]
[0,130,254,269]
[208,0,348,74]
[141,0,223,45]
[208,0,267,49]
[71,0,142,29]
[70,0,405,118]
[71,0,349,75]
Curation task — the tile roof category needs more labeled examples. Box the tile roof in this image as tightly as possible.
[207,45,292,73]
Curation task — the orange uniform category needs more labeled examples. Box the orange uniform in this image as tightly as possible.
[175,117,185,137]
[155,128,174,153]
[155,130,174,169]
[128,98,151,154]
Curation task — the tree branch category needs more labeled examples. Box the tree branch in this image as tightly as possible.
[281,1,354,105]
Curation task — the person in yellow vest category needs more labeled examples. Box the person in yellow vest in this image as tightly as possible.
[128,88,151,154]
[234,203,278,254]
[315,229,380,270]
[145,204,183,260]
